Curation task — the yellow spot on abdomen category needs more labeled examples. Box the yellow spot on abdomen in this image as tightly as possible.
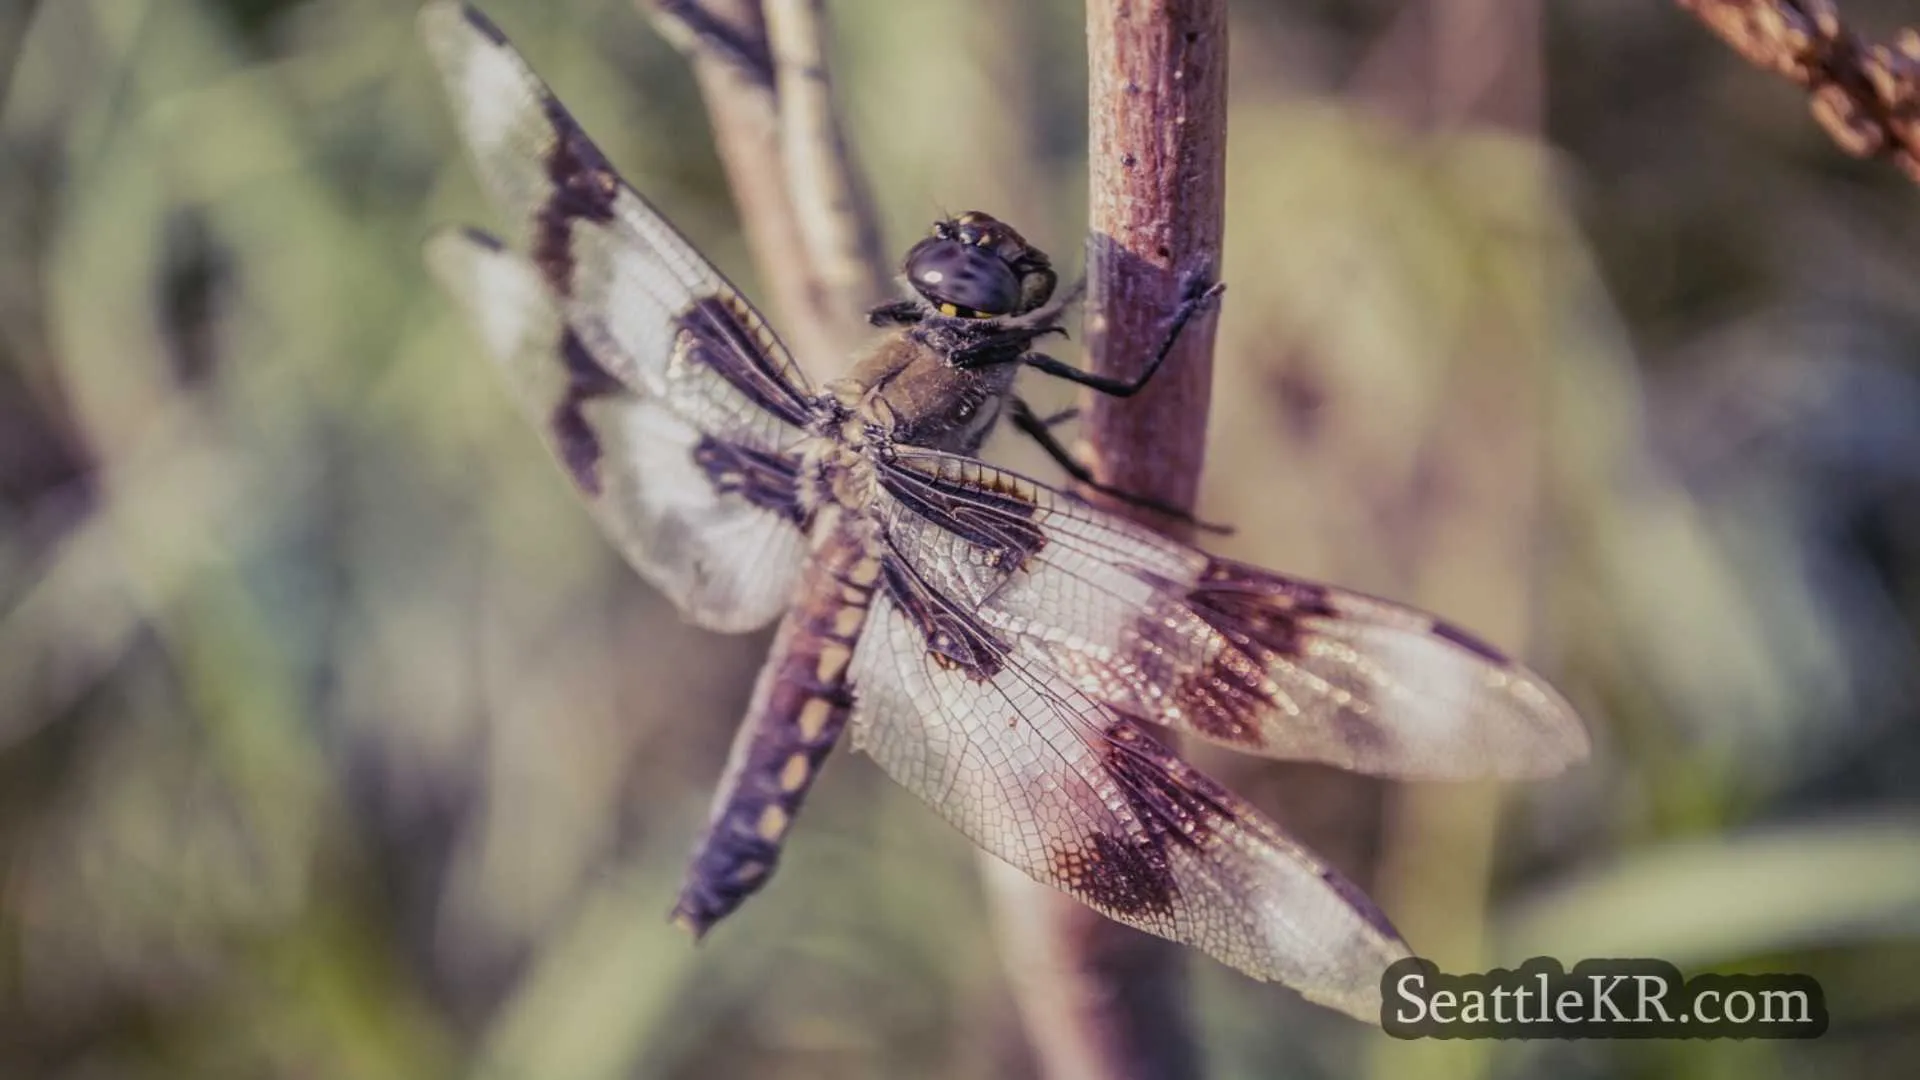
[756,804,790,841]
[779,753,811,792]
[816,643,852,683]
[831,605,865,639]
[797,697,834,740]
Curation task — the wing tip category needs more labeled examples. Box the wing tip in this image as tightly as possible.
[1285,936,1410,1025]
[1417,613,1593,779]
[669,907,712,942]
[1422,611,1598,778]
[419,0,529,109]
[422,224,509,287]
[1298,893,1412,1025]
[417,0,500,48]
[420,225,564,375]
[1305,983,1389,1026]
[1500,669,1594,779]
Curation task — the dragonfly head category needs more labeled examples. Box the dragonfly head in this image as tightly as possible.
[902,211,1056,320]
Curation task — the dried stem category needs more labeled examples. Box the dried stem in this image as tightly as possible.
[764,0,888,341]
[1081,2,1228,531]
[643,0,881,376]
[986,3,1228,1079]
[1678,0,1920,182]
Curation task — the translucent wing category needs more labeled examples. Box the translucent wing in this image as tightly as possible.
[850,577,1410,1021]
[426,228,805,632]
[419,0,814,455]
[872,449,1588,779]
[419,2,820,631]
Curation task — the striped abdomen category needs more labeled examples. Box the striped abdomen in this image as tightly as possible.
[670,523,879,936]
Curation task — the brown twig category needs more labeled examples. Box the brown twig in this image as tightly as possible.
[764,0,888,341]
[1678,0,1920,181]
[1081,2,1228,532]
[642,0,881,376]
[985,3,1228,1078]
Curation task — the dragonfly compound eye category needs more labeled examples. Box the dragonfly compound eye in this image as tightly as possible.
[902,235,1022,319]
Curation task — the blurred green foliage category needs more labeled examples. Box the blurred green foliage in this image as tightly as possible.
[2,1,1918,1077]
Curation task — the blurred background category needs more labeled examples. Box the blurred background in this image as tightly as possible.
[3,0,1919,1077]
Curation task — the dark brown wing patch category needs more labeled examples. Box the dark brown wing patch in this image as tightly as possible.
[676,296,812,427]
[1140,560,1350,749]
[1161,630,1273,750]
[1118,561,1331,752]
[552,329,626,494]
[877,457,1047,572]
[1050,718,1228,919]
[1186,560,1340,658]
[533,102,619,297]
[877,551,1009,677]
[692,436,805,525]
[1054,832,1179,920]
[1065,717,1398,941]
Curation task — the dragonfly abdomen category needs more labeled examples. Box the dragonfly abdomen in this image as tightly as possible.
[670,525,881,936]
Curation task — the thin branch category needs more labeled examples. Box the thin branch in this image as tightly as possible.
[765,0,888,340]
[642,0,880,377]
[1081,0,1228,531]
[986,3,1228,1079]
[1678,0,1920,182]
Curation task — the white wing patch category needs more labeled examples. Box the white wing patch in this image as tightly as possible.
[848,590,1411,1022]
[426,230,804,632]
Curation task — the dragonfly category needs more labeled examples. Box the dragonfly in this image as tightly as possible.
[417,0,1588,1022]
